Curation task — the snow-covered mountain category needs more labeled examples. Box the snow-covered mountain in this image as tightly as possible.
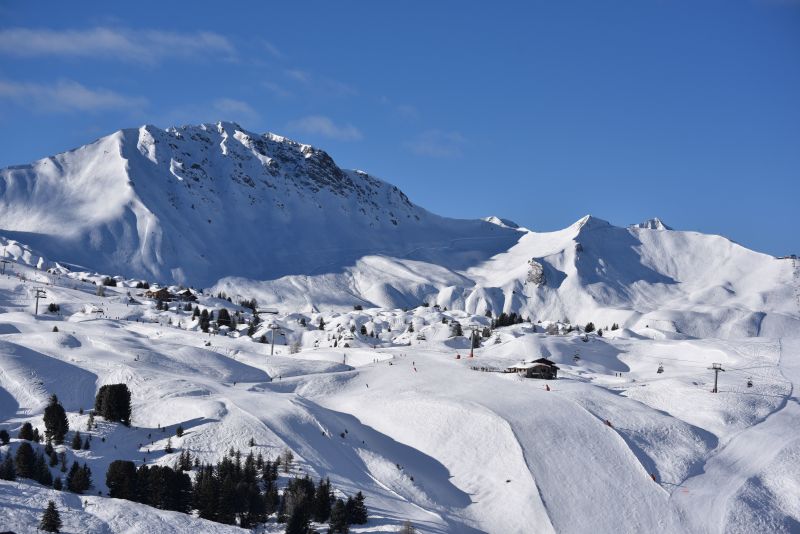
[1,123,797,338]
[0,122,519,286]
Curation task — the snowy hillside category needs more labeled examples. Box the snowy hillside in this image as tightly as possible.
[0,258,798,533]
[1,123,797,340]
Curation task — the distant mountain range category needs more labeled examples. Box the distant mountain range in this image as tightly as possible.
[1,122,797,337]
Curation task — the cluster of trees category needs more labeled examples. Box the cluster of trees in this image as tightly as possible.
[135,281,151,289]
[239,298,258,311]
[102,276,117,287]
[492,312,525,328]
[0,434,91,494]
[47,302,60,313]
[94,384,132,426]
[105,448,368,532]
[106,460,192,512]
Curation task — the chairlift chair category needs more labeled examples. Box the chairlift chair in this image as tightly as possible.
[747,378,753,388]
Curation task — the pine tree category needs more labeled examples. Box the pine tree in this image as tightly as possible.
[82,437,90,450]
[52,476,62,490]
[216,475,237,524]
[34,451,53,486]
[348,491,368,524]
[312,477,332,522]
[0,429,9,444]
[584,322,595,333]
[0,454,16,480]
[71,430,83,450]
[66,461,91,494]
[18,421,34,441]
[40,500,62,533]
[285,504,311,534]
[106,460,138,499]
[217,308,231,328]
[329,498,349,533]
[95,383,132,425]
[14,441,35,478]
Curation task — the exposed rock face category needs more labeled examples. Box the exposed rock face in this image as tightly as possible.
[527,259,546,286]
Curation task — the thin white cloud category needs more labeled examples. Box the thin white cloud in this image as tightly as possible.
[284,68,357,97]
[406,129,466,158]
[261,41,284,59]
[287,115,363,141]
[285,69,312,83]
[262,81,293,99]
[0,79,147,113]
[212,98,260,125]
[0,27,235,63]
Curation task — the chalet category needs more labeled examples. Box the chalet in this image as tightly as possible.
[144,287,173,301]
[507,357,559,380]
[177,289,197,302]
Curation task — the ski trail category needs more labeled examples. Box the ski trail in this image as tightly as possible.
[672,338,799,533]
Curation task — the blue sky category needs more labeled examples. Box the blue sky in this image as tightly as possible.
[0,0,798,255]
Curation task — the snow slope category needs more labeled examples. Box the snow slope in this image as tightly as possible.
[0,259,798,533]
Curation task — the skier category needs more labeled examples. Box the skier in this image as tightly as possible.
[545,384,550,391]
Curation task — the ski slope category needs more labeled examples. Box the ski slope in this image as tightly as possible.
[0,258,798,533]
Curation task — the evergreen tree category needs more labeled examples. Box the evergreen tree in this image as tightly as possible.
[71,430,83,450]
[318,317,325,330]
[329,498,349,533]
[14,441,35,478]
[217,308,232,328]
[313,477,333,522]
[52,476,62,490]
[285,504,311,534]
[450,322,463,337]
[66,461,91,494]
[40,500,62,533]
[49,450,58,467]
[94,384,132,425]
[584,322,596,333]
[82,437,90,450]
[0,454,16,480]
[359,324,367,335]
[348,491,368,524]
[32,427,42,442]
[192,465,219,521]
[216,475,238,524]
[0,429,8,444]
[106,460,138,500]
[34,451,53,486]
[18,421,34,441]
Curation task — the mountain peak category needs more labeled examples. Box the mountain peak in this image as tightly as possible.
[631,218,672,230]
[483,216,520,229]
[573,214,612,232]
